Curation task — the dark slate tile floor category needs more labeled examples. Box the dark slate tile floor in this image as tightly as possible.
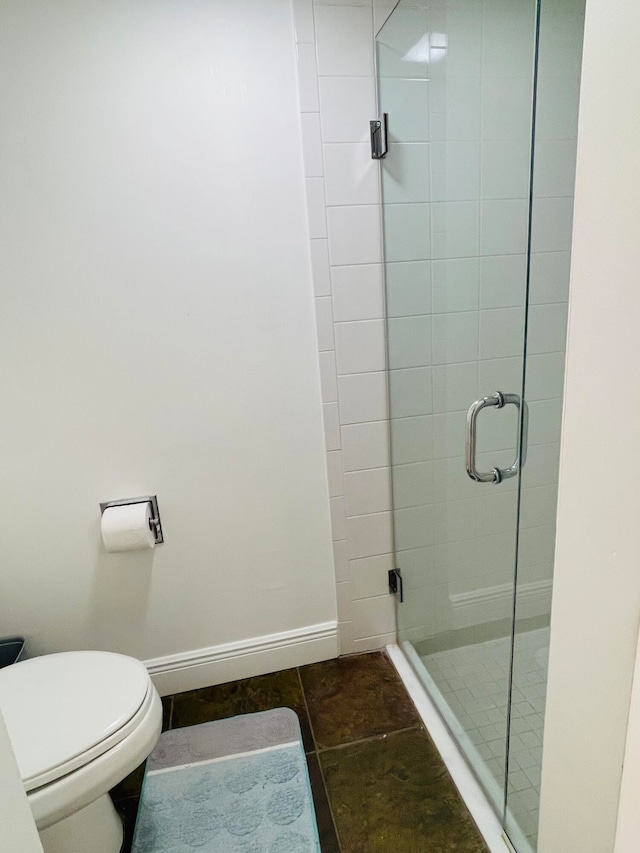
[111,651,488,853]
[299,652,421,749]
[171,667,315,753]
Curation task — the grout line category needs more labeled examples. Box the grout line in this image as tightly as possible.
[315,759,344,853]
[297,667,344,852]
[297,666,320,754]
[383,306,568,321]
[316,724,423,755]
[316,74,373,80]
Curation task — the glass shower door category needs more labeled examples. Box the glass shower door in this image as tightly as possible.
[377,0,538,842]
[378,0,584,850]
[504,1,585,849]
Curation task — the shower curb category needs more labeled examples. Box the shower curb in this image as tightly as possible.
[386,643,519,853]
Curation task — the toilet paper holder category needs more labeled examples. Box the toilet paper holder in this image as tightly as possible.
[99,495,164,545]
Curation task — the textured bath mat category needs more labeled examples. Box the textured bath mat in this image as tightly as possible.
[131,707,321,853]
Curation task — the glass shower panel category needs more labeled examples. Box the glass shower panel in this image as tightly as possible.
[378,0,538,822]
[504,2,586,851]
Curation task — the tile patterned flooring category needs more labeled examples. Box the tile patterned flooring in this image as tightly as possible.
[112,651,489,853]
[421,628,549,850]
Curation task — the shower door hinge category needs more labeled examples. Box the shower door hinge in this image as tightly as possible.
[370,114,388,159]
[388,568,403,603]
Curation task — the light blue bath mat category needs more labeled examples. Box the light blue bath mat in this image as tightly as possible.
[131,708,321,853]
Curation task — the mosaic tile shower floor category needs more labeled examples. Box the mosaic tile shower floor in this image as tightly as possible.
[421,628,550,850]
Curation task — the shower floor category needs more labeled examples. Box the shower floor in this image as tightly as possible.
[420,628,549,851]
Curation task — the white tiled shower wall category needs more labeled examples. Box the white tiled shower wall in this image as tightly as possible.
[292,0,583,653]
[293,0,397,654]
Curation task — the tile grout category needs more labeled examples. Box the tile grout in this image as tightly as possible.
[297,665,344,853]
[316,723,424,755]
[296,666,319,753]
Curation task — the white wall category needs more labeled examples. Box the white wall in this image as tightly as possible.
[0,709,42,852]
[537,0,640,848]
[0,0,337,687]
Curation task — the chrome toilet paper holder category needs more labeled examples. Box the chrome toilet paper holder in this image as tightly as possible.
[99,495,164,545]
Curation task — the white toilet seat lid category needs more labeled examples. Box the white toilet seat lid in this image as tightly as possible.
[0,651,150,790]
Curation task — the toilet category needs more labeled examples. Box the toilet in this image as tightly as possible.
[0,650,162,853]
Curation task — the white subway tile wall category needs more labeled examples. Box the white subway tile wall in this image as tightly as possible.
[293,0,579,658]
[301,113,325,177]
[293,0,395,654]
[305,176,328,237]
[331,263,385,321]
[309,238,332,296]
[296,43,320,112]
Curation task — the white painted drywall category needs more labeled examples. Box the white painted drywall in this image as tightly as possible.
[0,709,42,852]
[0,0,337,671]
[537,0,640,849]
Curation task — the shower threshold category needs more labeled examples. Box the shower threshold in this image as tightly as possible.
[387,643,534,853]
[419,629,548,851]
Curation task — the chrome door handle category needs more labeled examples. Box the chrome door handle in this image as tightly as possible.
[465,391,528,484]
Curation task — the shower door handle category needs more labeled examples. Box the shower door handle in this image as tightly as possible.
[465,392,528,484]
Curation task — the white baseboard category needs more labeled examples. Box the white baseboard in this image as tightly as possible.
[450,579,552,630]
[145,621,338,696]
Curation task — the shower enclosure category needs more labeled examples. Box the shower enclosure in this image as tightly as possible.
[377,1,584,850]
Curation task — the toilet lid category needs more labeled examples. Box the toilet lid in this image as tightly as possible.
[0,651,150,790]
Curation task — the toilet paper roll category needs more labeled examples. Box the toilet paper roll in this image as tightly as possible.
[101,502,156,553]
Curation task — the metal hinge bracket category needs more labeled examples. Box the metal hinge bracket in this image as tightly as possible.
[388,568,404,603]
[370,114,388,159]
